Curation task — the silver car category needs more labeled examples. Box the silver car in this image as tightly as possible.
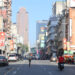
[0,56,8,66]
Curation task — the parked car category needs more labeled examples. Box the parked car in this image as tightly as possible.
[8,54,18,61]
[0,56,9,66]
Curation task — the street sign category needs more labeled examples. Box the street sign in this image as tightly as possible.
[63,38,67,50]
[0,32,5,46]
[0,0,4,7]
[70,0,75,7]
[67,42,70,50]
[70,45,75,48]
[9,40,14,50]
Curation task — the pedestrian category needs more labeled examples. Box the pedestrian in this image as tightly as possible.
[28,58,31,68]
[58,54,64,68]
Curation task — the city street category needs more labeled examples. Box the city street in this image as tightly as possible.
[0,60,75,75]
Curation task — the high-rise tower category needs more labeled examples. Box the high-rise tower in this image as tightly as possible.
[17,8,29,45]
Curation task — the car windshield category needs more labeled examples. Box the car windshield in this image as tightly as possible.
[9,55,16,57]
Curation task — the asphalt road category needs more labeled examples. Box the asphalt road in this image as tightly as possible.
[0,60,75,75]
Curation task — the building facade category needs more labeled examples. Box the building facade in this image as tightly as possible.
[47,16,59,57]
[46,1,66,57]
[54,0,75,55]
[52,1,66,16]
[36,20,48,49]
[69,3,75,52]
[0,0,12,55]
[17,8,29,46]
[36,20,48,59]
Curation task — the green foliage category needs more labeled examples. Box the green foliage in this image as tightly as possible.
[17,43,29,52]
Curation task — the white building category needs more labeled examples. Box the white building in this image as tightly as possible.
[52,1,66,16]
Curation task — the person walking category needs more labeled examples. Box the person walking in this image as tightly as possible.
[28,58,31,68]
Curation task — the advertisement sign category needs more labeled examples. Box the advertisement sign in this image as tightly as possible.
[70,0,75,7]
[10,40,14,50]
[41,40,45,43]
[69,19,72,37]
[36,50,39,54]
[41,27,45,32]
[63,38,67,49]
[0,16,3,30]
[0,32,5,46]
[40,43,44,48]
[41,36,44,40]
[0,0,4,7]
[70,45,75,48]
[67,42,70,50]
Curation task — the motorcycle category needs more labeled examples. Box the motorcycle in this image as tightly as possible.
[58,63,64,71]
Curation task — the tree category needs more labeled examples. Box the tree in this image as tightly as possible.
[17,43,29,53]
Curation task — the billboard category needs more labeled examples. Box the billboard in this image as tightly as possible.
[40,43,44,48]
[0,0,4,7]
[0,16,3,30]
[41,36,44,40]
[40,27,45,32]
[69,19,72,37]
[0,32,5,46]
[9,40,14,50]
[70,0,75,7]
[63,38,67,49]
[67,42,70,50]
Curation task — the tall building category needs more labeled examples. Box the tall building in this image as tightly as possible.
[36,20,48,49]
[69,0,75,52]
[17,8,29,45]
[47,16,59,56]
[0,0,12,55]
[36,20,48,59]
[52,1,66,16]
[4,0,12,34]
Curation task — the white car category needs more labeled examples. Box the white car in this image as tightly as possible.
[8,54,18,61]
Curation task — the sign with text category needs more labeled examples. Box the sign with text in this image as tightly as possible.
[63,38,67,50]
[0,0,4,7]
[0,16,3,30]
[70,0,75,7]
[9,40,14,50]
[0,32,5,46]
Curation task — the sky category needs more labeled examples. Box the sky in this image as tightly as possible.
[12,0,62,47]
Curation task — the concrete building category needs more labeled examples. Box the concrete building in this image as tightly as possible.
[46,1,66,57]
[4,0,12,34]
[55,0,75,55]
[52,1,66,16]
[69,4,75,52]
[17,8,29,46]
[47,16,59,56]
[36,20,48,59]
[0,0,12,55]
[56,14,67,55]
[8,23,18,54]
